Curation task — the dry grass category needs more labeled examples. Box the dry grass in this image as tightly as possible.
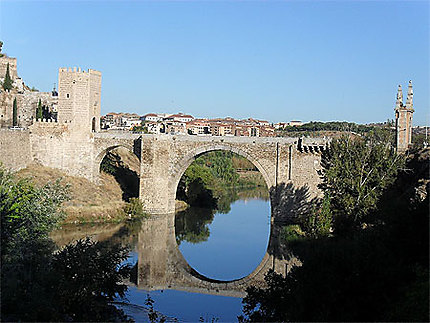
[16,164,127,224]
[112,146,140,173]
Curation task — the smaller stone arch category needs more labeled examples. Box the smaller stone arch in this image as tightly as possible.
[93,143,139,183]
[92,117,96,132]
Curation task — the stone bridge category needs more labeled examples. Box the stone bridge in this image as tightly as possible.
[94,132,328,214]
[1,129,328,215]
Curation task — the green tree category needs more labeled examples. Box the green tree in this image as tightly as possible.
[51,238,131,322]
[0,167,132,321]
[12,97,17,126]
[36,99,43,120]
[241,146,428,322]
[302,193,332,238]
[319,132,403,233]
[2,62,13,91]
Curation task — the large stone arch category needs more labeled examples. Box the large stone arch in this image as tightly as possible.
[164,144,275,290]
[167,143,274,209]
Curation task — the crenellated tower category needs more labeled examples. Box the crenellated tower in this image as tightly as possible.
[395,80,414,152]
[57,67,101,132]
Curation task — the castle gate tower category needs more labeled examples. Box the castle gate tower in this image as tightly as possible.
[57,67,101,132]
[395,80,414,152]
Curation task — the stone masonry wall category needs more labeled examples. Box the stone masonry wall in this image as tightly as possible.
[57,68,101,133]
[0,90,57,129]
[0,56,18,79]
[0,129,31,171]
[28,121,96,180]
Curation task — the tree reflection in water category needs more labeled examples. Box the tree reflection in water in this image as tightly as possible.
[175,186,269,245]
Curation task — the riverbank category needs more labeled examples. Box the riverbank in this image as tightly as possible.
[16,164,132,224]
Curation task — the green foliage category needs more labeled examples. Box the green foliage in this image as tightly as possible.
[51,238,132,322]
[123,197,147,218]
[36,99,43,120]
[12,97,17,126]
[302,194,332,238]
[281,224,306,243]
[177,151,266,209]
[278,121,375,133]
[100,151,120,175]
[175,207,215,245]
[0,168,69,259]
[411,131,429,151]
[2,62,13,91]
[232,155,257,170]
[100,150,140,201]
[320,133,404,233]
[131,125,148,133]
[241,150,429,322]
[241,269,292,322]
[1,167,132,321]
[145,294,167,323]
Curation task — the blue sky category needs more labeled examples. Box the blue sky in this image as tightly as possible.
[0,0,428,125]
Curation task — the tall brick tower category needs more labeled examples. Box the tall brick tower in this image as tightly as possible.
[57,67,101,132]
[395,80,414,152]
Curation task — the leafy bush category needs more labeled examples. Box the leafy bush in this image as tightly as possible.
[123,197,146,218]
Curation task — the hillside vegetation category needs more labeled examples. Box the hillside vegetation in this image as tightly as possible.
[176,151,268,209]
[16,164,127,223]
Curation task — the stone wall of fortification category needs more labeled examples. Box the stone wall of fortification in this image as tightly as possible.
[0,56,18,79]
[0,90,57,128]
[0,121,97,180]
[28,121,96,180]
[0,129,31,171]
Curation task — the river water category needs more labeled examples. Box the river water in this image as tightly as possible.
[51,187,270,322]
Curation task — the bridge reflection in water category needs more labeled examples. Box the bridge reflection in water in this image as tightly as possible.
[136,202,301,298]
[51,183,312,299]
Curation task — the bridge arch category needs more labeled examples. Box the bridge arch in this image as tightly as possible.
[168,143,274,205]
[168,143,274,288]
[93,143,139,183]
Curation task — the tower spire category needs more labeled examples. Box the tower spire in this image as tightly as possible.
[406,80,413,109]
[395,81,415,153]
[395,84,403,109]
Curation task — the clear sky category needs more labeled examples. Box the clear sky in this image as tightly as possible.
[0,0,428,125]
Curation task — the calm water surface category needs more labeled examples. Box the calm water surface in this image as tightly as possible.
[52,188,270,322]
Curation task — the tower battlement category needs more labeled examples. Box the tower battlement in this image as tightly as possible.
[59,67,102,75]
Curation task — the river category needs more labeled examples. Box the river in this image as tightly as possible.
[51,187,270,322]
